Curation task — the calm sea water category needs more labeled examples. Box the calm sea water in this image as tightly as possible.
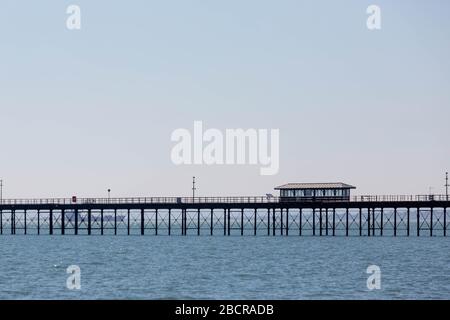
[0,236,449,300]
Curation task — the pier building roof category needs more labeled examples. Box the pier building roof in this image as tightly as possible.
[275,183,356,190]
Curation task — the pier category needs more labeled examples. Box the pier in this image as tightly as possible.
[0,195,449,236]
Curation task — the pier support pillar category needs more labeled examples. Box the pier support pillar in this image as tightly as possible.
[407,208,410,237]
[24,210,27,235]
[430,207,433,237]
[74,209,78,235]
[380,208,384,236]
[210,209,214,236]
[286,208,289,236]
[272,208,276,236]
[155,209,159,236]
[417,207,420,237]
[254,208,257,236]
[141,209,145,235]
[227,209,231,236]
[359,208,362,236]
[319,208,323,236]
[184,209,188,235]
[49,209,53,235]
[11,210,15,235]
[128,209,131,236]
[332,208,335,236]
[87,209,91,235]
[101,209,104,235]
[241,208,244,236]
[312,208,316,236]
[114,209,117,235]
[224,209,226,236]
[299,208,303,236]
[62,209,65,235]
[37,210,40,235]
[168,209,171,236]
[444,207,447,237]
[197,209,200,236]
[280,208,284,236]
[372,208,375,236]
[181,209,185,236]
[345,208,349,237]
[394,207,397,237]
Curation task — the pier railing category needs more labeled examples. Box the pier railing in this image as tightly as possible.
[0,195,448,205]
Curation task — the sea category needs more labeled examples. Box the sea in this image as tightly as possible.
[0,235,449,299]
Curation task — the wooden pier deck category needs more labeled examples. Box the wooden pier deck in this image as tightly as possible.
[0,195,449,236]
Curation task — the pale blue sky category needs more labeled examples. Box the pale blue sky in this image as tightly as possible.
[1,0,449,198]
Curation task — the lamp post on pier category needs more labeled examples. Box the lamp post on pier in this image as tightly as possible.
[445,172,449,201]
[192,177,196,202]
[428,186,434,201]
